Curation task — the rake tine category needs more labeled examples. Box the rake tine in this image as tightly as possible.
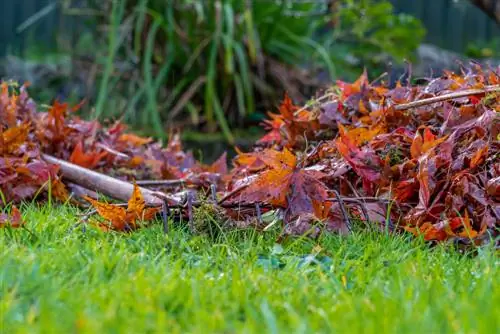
[124,222,132,232]
[210,184,217,202]
[162,200,170,235]
[255,203,262,224]
[187,192,194,232]
[346,198,370,227]
[332,189,352,232]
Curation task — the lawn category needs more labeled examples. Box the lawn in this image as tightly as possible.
[1,204,498,334]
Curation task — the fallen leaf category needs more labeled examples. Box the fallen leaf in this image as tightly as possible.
[84,183,160,231]
[69,142,107,169]
[0,206,24,228]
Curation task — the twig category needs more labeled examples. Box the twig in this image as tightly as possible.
[255,203,262,224]
[293,92,336,116]
[95,143,129,159]
[218,183,250,204]
[394,85,500,111]
[136,179,186,187]
[42,154,173,206]
[210,184,217,202]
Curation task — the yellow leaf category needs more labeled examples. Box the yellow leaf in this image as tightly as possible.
[127,183,145,217]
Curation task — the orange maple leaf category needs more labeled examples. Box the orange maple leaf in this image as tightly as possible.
[84,183,161,231]
[118,133,152,146]
[338,123,384,146]
[410,127,447,159]
[47,100,70,141]
[69,142,108,169]
[232,148,330,219]
[258,112,285,145]
[470,145,488,169]
[404,222,447,241]
[0,123,30,155]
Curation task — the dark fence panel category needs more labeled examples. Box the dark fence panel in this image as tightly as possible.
[1,1,499,57]
[1,0,63,56]
[391,0,500,52]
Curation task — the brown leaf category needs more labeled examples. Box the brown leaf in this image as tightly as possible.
[0,206,24,228]
[336,127,382,183]
[229,148,330,220]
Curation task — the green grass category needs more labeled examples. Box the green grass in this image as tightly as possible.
[1,204,498,334]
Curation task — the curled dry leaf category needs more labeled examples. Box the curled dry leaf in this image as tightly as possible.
[84,183,160,231]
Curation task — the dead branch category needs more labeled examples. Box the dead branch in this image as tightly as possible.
[395,85,500,111]
[136,179,186,187]
[42,154,172,207]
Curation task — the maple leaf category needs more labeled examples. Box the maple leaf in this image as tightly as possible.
[336,70,368,99]
[318,101,347,127]
[404,222,447,241]
[47,100,70,141]
[0,206,24,228]
[1,84,18,127]
[258,93,319,148]
[486,177,499,198]
[416,158,436,209]
[410,127,447,159]
[229,148,330,220]
[469,145,488,169]
[279,92,299,120]
[0,123,30,155]
[404,210,484,241]
[336,126,382,183]
[84,183,161,231]
[50,178,70,202]
[118,133,152,146]
[69,142,108,169]
[232,148,266,172]
[444,211,482,239]
[339,124,384,147]
[258,112,285,145]
[204,152,228,175]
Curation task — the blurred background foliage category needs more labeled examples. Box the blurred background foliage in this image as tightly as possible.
[0,0,498,147]
[1,0,426,143]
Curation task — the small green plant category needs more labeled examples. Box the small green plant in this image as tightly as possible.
[465,38,500,59]
[327,0,426,81]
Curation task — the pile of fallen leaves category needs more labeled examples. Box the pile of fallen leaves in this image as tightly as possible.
[0,64,498,246]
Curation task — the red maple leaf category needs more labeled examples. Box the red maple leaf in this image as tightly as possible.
[227,148,330,220]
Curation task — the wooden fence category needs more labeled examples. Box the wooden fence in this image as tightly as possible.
[391,0,499,52]
[1,0,65,56]
[1,0,499,57]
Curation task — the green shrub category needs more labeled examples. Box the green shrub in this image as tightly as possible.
[61,0,424,142]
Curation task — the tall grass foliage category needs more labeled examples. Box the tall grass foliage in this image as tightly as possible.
[60,0,424,142]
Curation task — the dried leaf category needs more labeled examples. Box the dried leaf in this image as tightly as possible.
[69,142,107,169]
[84,183,160,231]
[0,206,24,228]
